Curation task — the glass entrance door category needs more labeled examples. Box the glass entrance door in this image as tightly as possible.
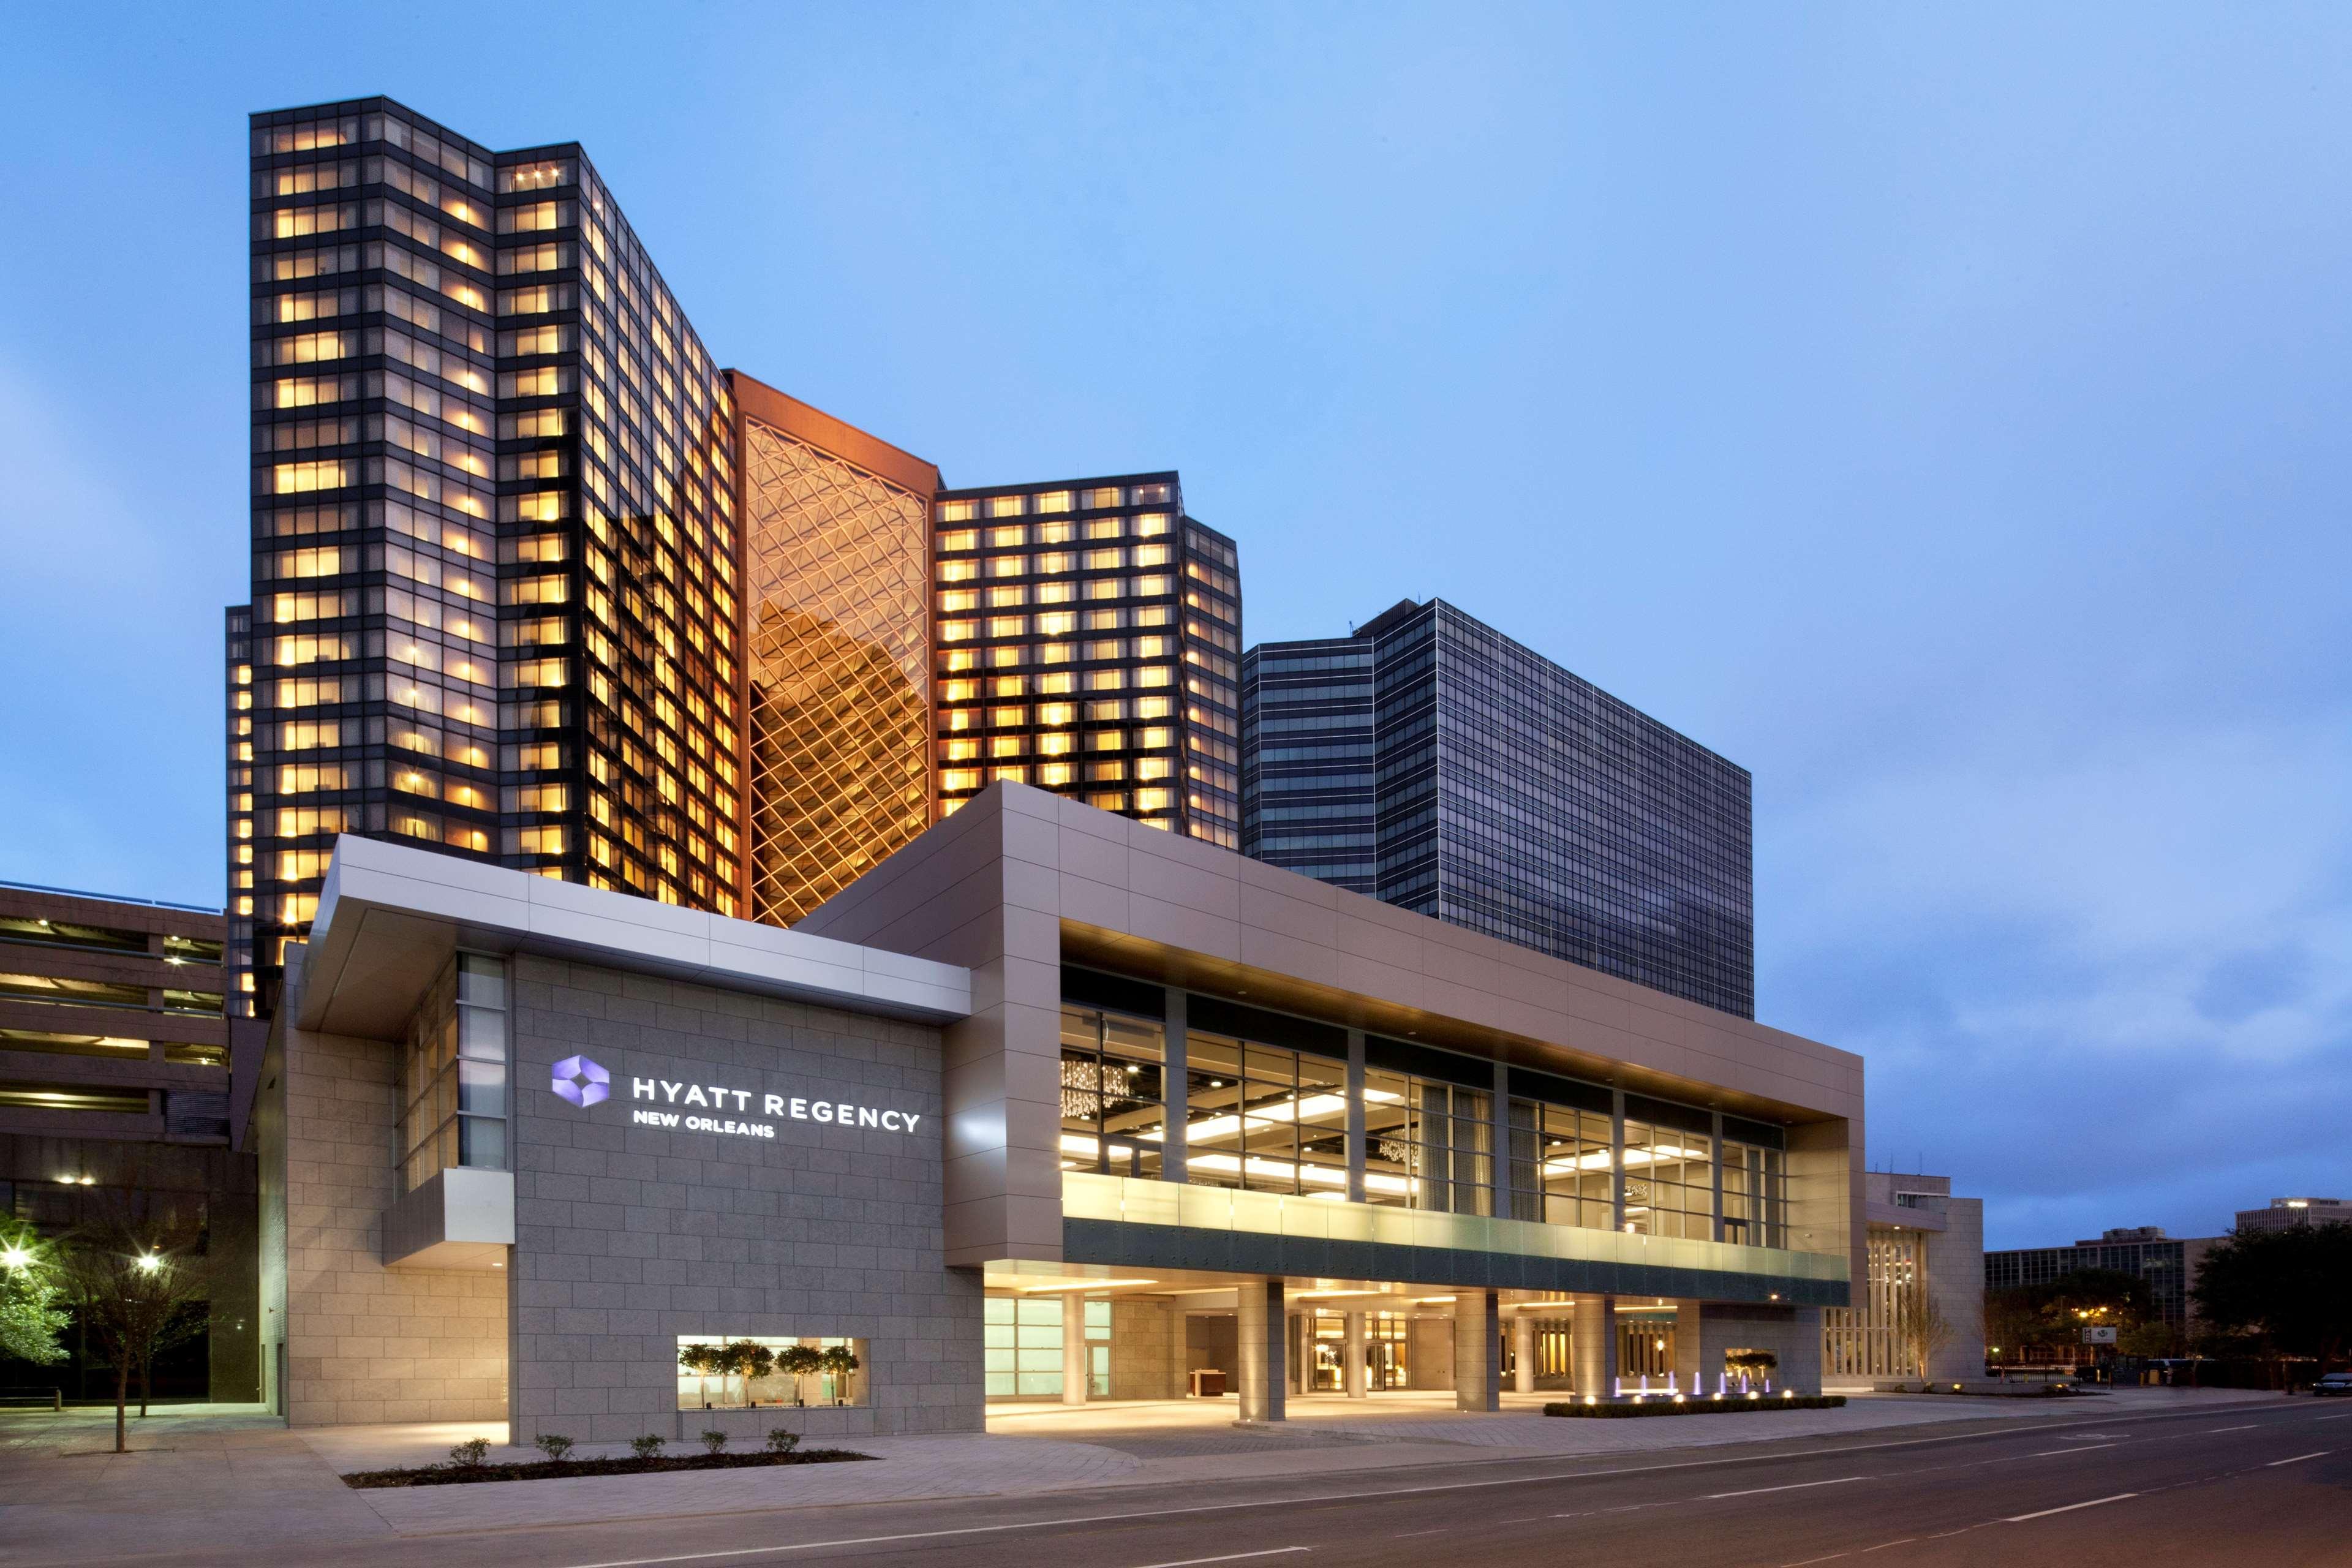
[1366,1313,1409,1389]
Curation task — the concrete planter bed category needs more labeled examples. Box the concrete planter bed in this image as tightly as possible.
[343,1448,877,1488]
[1544,1395,1847,1418]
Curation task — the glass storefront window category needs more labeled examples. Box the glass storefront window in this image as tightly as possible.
[674,1334,867,1409]
[1059,1006,1166,1178]
[1184,1031,1349,1196]
[1363,1069,1490,1213]
[982,1295,1106,1399]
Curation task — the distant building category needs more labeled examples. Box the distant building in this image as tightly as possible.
[0,880,262,1400]
[1822,1171,1983,1384]
[1242,598,1755,1017]
[2234,1197,2350,1235]
[1983,1226,2223,1329]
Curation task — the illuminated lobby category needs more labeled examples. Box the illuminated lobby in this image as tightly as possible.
[799,782,1860,1420]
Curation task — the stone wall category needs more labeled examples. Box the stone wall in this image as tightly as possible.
[1696,1302,1825,1394]
[506,956,980,1442]
[1110,1297,1178,1399]
[274,984,508,1426]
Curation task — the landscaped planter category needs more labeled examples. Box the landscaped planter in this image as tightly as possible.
[1543,1395,1847,1418]
[342,1447,877,1488]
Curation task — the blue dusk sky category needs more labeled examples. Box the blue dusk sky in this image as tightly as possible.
[1,5,2344,1248]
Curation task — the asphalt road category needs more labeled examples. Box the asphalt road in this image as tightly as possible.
[98,1400,2352,1568]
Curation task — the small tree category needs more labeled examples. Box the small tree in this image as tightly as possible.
[679,1341,721,1408]
[818,1343,860,1406]
[55,1211,210,1454]
[779,1343,821,1407]
[0,1220,68,1368]
[722,1339,775,1406]
[1895,1292,1953,1382]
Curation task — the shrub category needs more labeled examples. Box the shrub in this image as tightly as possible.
[533,1434,575,1462]
[448,1437,491,1468]
[629,1434,666,1460]
[764,1428,801,1454]
[1544,1393,1845,1419]
[699,1429,730,1455]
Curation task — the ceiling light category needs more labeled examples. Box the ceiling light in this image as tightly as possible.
[1019,1278,1159,1293]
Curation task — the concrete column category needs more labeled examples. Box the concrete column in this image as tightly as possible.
[1574,1295,1618,1396]
[1710,1111,1726,1243]
[1172,1310,1193,1398]
[1062,1301,1090,1405]
[1236,1280,1286,1422]
[1345,1311,1368,1398]
[1453,1289,1499,1412]
[1513,1311,1536,1395]
[1161,988,1188,1183]
[1344,1028,1366,1202]
[1491,1058,1513,1218]
[1673,1300,1705,1392]
[1610,1090,1627,1232]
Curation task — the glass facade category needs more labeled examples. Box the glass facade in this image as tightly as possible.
[1243,598,1755,1017]
[1063,968,1792,1245]
[396,952,508,1191]
[738,386,936,925]
[235,97,742,1012]
[933,477,1242,846]
[983,1295,1107,1399]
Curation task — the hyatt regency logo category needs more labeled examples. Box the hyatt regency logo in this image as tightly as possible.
[551,1055,611,1107]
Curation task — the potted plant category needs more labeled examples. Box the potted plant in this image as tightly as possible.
[678,1341,722,1409]
[779,1343,821,1407]
[725,1339,775,1406]
[819,1343,861,1406]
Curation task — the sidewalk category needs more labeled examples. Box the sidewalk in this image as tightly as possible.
[0,1385,2294,1558]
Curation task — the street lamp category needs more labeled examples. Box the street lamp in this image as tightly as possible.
[134,1253,162,1274]
[0,1245,29,1270]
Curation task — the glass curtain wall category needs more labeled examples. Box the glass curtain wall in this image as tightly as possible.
[1058,1005,1168,1178]
[1721,1135,1787,1248]
[982,1295,1107,1400]
[1507,1099,1613,1227]
[1183,1032,1349,1195]
[396,952,508,1190]
[1363,1069,1491,1213]
[1621,1117,1714,1240]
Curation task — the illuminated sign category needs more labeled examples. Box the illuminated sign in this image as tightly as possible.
[543,1055,922,1139]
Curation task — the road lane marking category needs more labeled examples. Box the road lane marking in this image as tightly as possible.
[1860,1542,1917,1553]
[1393,1528,1448,1537]
[1131,1552,1309,1568]
[2004,1493,2138,1523]
[2266,1450,2332,1466]
[2207,1425,2257,1433]
[547,1403,2307,1567]
[2316,1413,2352,1420]
[2024,1442,2116,1456]
[1706,1476,1866,1500]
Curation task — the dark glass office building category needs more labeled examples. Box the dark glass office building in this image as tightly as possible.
[932,475,1242,847]
[1243,599,1754,1017]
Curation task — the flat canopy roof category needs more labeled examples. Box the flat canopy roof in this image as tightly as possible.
[296,836,972,1040]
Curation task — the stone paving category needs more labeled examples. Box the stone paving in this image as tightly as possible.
[0,1385,2296,1559]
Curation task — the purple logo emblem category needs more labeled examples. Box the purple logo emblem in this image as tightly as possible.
[551,1054,609,1108]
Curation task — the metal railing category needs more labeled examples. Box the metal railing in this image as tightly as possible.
[0,878,220,916]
